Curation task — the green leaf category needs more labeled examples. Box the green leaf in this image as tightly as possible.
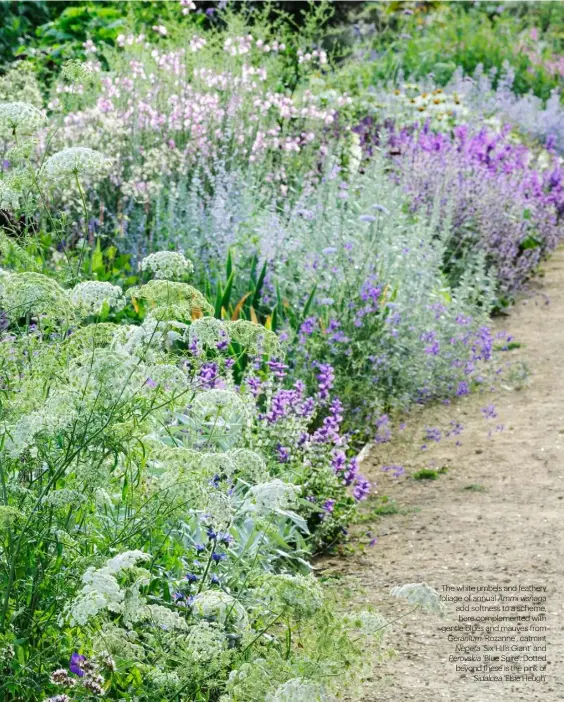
[105,245,117,262]
[91,238,103,275]
[99,300,110,322]
[251,261,268,308]
[249,254,258,285]
[520,234,541,251]
[301,284,317,320]
[121,473,129,501]
[276,281,284,317]
[277,509,310,533]
[214,276,224,318]
[221,269,235,312]
[271,306,279,332]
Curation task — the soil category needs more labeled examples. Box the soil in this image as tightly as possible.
[321,251,564,701]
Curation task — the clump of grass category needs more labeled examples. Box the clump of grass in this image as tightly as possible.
[412,469,439,480]
[494,340,522,351]
[372,499,400,516]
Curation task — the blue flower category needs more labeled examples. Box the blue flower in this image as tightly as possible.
[69,652,85,677]
[425,426,442,443]
[481,404,497,420]
[218,532,233,546]
[209,474,221,488]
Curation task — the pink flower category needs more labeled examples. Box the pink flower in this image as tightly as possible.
[83,39,97,54]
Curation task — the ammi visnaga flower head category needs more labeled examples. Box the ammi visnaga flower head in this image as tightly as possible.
[43,147,111,181]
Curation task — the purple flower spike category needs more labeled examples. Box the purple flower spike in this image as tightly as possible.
[276,444,290,463]
[316,363,335,401]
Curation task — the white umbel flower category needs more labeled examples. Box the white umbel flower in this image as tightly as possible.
[69,551,150,625]
[145,363,189,393]
[104,550,150,574]
[192,590,249,631]
[0,101,45,135]
[229,448,267,482]
[139,251,194,280]
[71,568,124,625]
[70,281,126,316]
[268,678,335,702]
[261,573,324,619]
[1,271,71,321]
[345,610,388,639]
[0,180,21,211]
[43,147,111,180]
[4,391,77,458]
[227,319,281,356]
[143,604,188,631]
[249,479,300,514]
[146,670,181,692]
[202,489,233,529]
[185,621,228,664]
[69,349,148,402]
[390,582,445,615]
[188,317,229,349]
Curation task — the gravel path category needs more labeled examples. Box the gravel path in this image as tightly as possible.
[321,251,564,701]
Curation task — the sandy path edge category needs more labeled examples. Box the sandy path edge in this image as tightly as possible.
[320,250,564,702]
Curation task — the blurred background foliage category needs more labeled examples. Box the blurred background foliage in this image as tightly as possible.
[345,1,564,100]
[1,1,562,100]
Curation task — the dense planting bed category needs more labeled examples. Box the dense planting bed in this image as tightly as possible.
[0,2,562,700]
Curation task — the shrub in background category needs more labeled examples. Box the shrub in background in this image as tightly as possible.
[339,2,564,101]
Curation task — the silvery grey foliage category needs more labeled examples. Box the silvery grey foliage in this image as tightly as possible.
[447,64,564,153]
